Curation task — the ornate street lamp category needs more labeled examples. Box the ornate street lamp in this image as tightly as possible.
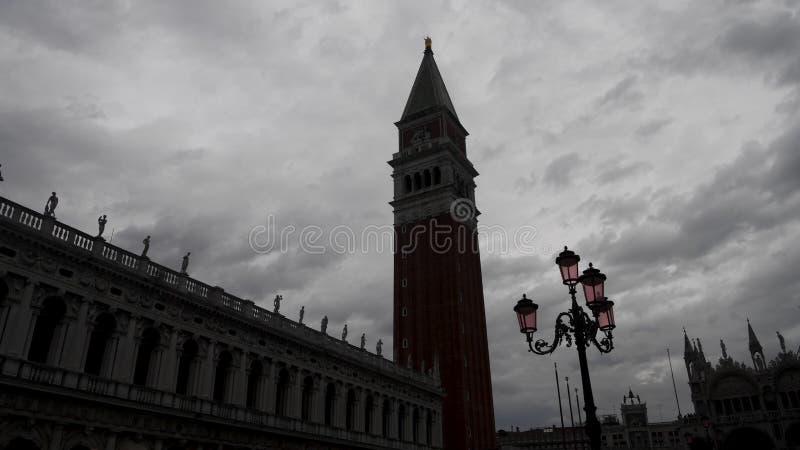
[513,246,617,450]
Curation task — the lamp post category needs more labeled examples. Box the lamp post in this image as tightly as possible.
[513,246,616,450]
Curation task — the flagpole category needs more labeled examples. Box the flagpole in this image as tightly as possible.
[555,361,567,450]
[667,348,682,418]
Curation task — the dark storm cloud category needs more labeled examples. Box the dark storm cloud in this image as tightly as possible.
[635,118,673,139]
[543,152,581,187]
[2,0,799,432]
[596,75,644,110]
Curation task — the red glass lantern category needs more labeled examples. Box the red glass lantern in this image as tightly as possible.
[555,246,580,286]
[514,294,539,334]
[593,300,615,331]
[579,263,606,305]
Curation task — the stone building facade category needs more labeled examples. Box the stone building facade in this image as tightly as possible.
[684,323,800,449]
[0,195,444,450]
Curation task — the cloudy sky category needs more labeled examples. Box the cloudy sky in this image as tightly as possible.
[2,0,799,430]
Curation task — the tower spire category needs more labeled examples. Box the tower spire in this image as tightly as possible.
[400,36,460,123]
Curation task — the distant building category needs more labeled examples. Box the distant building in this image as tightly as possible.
[684,322,800,449]
[497,389,684,450]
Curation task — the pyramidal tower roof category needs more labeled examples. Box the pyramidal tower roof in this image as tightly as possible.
[400,37,460,122]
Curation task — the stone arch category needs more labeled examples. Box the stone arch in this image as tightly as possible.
[382,398,391,437]
[412,407,420,442]
[245,359,263,409]
[413,172,422,191]
[364,393,374,434]
[423,169,431,187]
[212,350,233,403]
[132,327,160,386]
[27,296,66,363]
[175,338,199,395]
[433,166,442,185]
[722,427,774,450]
[398,403,407,441]
[426,410,433,444]
[404,175,412,193]
[2,438,40,450]
[324,382,336,426]
[345,388,356,431]
[0,278,8,303]
[786,422,800,447]
[301,375,314,421]
[84,312,117,376]
[275,367,290,417]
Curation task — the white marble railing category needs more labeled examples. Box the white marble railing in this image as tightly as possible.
[0,357,438,449]
[0,195,439,389]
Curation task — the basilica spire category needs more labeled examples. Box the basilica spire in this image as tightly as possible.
[400,37,460,123]
[748,318,763,353]
[748,318,766,371]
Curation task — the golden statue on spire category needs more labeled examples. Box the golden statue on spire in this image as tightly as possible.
[425,36,432,49]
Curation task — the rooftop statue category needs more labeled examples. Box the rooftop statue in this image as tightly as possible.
[341,324,348,342]
[141,235,151,258]
[376,339,383,356]
[44,192,58,218]
[273,294,282,314]
[180,252,190,275]
[321,315,328,334]
[96,215,107,238]
[298,305,304,325]
[777,331,786,353]
[360,333,366,350]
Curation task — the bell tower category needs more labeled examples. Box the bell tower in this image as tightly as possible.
[390,38,496,450]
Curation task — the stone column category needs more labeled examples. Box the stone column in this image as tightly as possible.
[232,350,247,406]
[104,432,116,450]
[333,382,346,429]
[199,340,216,399]
[418,408,428,445]
[387,399,398,440]
[310,376,324,424]
[0,279,35,360]
[263,362,277,414]
[432,410,443,447]
[112,314,137,383]
[288,368,302,419]
[369,394,381,436]
[48,425,63,450]
[353,388,364,432]
[158,328,178,391]
[62,299,90,370]
[258,362,272,412]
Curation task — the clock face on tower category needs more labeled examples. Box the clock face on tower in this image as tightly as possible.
[410,127,431,145]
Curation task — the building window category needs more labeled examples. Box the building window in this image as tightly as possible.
[301,376,314,421]
[325,383,336,426]
[275,368,290,416]
[402,278,407,287]
[402,338,408,349]
[433,167,441,185]
[27,297,67,363]
[404,175,412,193]
[83,312,117,376]
[213,350,233,402]
[176,339,199,395]
[402,307,408,317]
[246,359,262,408]
[133,327,160,386]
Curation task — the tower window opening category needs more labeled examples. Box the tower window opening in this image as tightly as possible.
[404,175,412,193]
[424,170,432,187]
[402,278,407,287]
[402,306,408,317]
[402,338,408,349]
[414,173,422,190]
[433,166,441,184]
